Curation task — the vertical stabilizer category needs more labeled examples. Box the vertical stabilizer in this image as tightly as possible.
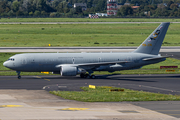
[133,22,170,55]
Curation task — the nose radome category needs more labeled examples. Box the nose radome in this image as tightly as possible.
[3,61,8,67]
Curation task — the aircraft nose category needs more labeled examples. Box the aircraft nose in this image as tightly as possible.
[3,61,9,67]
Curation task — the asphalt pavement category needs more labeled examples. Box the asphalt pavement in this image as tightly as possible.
[1,74,180,94]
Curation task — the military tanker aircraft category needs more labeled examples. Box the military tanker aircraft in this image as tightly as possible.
[3,22,170,79]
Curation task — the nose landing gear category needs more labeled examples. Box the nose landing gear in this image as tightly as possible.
[18,76,21,79]
[16,71,21,79]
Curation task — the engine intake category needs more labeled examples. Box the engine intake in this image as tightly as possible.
[61,66,77,76]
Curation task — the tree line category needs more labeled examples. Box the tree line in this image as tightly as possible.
[118,0,180,17]
[0,0,180,17]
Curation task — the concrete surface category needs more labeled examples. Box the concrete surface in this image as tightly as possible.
[0,89,179,120]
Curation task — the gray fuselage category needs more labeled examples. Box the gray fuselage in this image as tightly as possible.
[4,52,165,73]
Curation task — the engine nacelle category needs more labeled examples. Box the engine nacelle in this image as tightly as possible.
[60,66,77,76]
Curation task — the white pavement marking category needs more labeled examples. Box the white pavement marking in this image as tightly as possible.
[115,83,180,93]
[140,85,180,93]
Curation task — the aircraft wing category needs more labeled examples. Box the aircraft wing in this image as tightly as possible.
[143,56,169,61]
[56,61,129,68]
[77,61,129,66]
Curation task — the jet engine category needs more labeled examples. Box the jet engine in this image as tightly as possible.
[60,66,77,76]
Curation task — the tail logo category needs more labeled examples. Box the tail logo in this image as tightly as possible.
[148,26,163,42]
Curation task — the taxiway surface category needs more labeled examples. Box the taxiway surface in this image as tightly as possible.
[0,74,180,94]
[0,46,180,53]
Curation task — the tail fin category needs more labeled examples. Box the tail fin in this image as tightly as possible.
[133,22,170,55]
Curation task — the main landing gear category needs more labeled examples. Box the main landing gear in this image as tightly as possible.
[80,73,96,79]
[16,71,21,79]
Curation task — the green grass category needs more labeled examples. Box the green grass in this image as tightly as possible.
[1,53,180,76]
[1,18,180,22]
[50,86,180,102]
[0,23,180,47]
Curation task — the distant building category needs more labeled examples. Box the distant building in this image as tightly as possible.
[96,13,108,17]
[107,0,118,16]
[131,6,139,10]
[124,3,130,6]
[89,14,99,19]
[144,11,150,16]
[74,3,87,11]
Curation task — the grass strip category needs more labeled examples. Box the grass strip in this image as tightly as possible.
[50,86,180,102]
[0,23,179,47]
[1,68,180,76]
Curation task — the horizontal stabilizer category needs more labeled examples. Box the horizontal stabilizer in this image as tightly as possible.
[143,56,169,61]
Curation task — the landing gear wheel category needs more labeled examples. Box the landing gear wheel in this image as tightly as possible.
[86,75,90,79]
[18,76,21,79]
[91,75,96,79]
[84,73,89,78]
[16,71,21,79]
[80,73,85,78]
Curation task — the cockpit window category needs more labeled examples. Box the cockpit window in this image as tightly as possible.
[7,58,15,61]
